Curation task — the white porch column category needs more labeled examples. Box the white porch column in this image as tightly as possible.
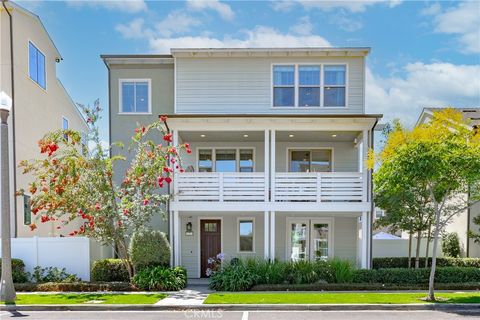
[270,211,276,260]
[172,130,179,198]
[264,130,270,202]
[169,209,174,266]
[362,130,369,202]
[264,211,270,260]
[270,130,276,202]
[173,210,180,266]
[361,211,368,268]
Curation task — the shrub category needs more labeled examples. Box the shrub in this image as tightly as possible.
[243,259,287,285]
[352,267,480,284]
[31,266,80,283]
[132,266,187,291]
[15,282,135,292]
[209,263,257,291]
[251,282,480,291]
[0,258,29,283]
[329,258,355,283]
[129,230,170,272]
[372,257,480,269]
[442,232,461,258]
[91,259,130,282]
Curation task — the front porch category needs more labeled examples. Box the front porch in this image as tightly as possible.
[173,211,371,279]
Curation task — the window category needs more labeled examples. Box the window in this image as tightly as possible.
[298,66,320,107]
[198,149,213,172]
[288,219,332,261]
[198,148,255,172]
[23,195,31,225]
[273,66,295,107]
[29,41,46,89]
[120,79,151,113]
[324,65,346,107]
[239,149,254,172]
[289,149,332,172]
[215,149,237,172]
[62,117,69,141]
[238,219,254,252]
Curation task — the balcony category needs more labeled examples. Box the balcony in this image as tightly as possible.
[175,172,365,203]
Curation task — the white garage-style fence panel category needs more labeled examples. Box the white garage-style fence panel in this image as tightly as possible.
[0,237,113,281]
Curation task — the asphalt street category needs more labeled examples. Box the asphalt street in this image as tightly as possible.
[1,310,480,320]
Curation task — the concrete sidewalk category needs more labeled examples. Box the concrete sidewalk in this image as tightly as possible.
[155,285,212,306]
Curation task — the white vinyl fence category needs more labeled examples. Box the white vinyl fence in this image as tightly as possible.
[373,238,443,258]
[0,237,113,281]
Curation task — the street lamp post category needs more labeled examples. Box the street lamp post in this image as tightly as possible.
[0,91,16,302]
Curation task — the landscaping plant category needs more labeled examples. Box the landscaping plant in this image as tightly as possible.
[18,100,190,278]
[132,266,187,291]
[442,232,461,258]
[31,266,80,283]
[369,108,480,300]
[0,259,29,283]
[129,230,170,272]
[91,259,130,282]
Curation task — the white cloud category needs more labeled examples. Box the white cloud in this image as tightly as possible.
[289,16,314,35]
[147,25,331,53]
[420,2,441,16]
[155,10,202,37]
[428,1,480,54]
[67,0,147,13]
[366,62,480,125]
[273,0,402,13]
[186,0,235,21]
[328,10,363,31]
[115,18,151,39]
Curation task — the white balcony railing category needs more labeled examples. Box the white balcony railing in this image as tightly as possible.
[175,172,365,203]
[275,172,364,202]
[175,172,266,202]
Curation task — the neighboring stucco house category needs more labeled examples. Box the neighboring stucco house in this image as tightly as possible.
[416,107,480,257]
[103,47,381,277]
[0,1,88,237]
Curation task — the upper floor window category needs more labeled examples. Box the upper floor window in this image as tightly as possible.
[272,64,347,108]
[324,65,346,107]
[28,41,46,89]
[62,117,69,141]
[198,148,255,172]
[119,79,151,114]
[273,66,295,107]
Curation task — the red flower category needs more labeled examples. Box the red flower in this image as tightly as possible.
[163,133,173,142]
[160,115,167,122]
[186,148,192,154]
[179,168,185,173]
[184,143,190,148]
[95,203,101,211]
[69,232,75,236]
[163,167,173,173]
[117,221,123,227]
[32,207,39,215]
[123,208,129,216]
[165,177,172,184]
[157,176,164,186]
[143,199,149,205]
[29,223,37,231]
[40,215,50,223]
[56,226,61,230]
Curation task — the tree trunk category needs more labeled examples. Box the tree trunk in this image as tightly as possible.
[116,239,133,279]
[425,223,432,268]
[415,230,422,269]
[428,207,442,301]
[408,231,413,268]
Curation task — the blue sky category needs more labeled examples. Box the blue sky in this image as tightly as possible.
[18,0,480,139]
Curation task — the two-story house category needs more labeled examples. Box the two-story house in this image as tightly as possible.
[103,47,381,277]
[1,1,88,237]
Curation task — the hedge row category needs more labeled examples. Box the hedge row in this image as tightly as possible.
[372,257,480,269]
[15,282,136,292]
[91,259,130,282]
[251,282,480,291]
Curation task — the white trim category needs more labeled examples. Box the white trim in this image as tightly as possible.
[197,216,224,278]
[271,63,348,109]
[286,147,335,172]
[28,39,47,91]
[118,78,152,114]
[236,217,256,253]
[173,210,180,266]
[361,211,368,268]
[174,56,177,114]
[285,217,334,261]
[270,211,276,259]
[195,147,256,173]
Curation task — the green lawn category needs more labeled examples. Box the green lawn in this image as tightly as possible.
[204,292,480,304]
[1,293,166,305]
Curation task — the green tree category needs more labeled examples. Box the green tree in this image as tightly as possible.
[18,100,191,278]
[442,232,461,258]
[369,108,480,301]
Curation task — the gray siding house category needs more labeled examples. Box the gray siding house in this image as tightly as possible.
[103,47,381,278]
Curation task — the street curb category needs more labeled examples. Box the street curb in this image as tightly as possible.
[2,303,480,312]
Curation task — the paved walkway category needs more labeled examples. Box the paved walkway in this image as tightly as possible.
[155,285,211,306]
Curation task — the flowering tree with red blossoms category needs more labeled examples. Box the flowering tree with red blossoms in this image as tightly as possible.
[18,100,191,278]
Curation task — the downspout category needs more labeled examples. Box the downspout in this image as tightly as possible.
[2,0,17,237]
[369,118,379,268]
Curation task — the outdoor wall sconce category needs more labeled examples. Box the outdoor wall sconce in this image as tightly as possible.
[185,222,193,236]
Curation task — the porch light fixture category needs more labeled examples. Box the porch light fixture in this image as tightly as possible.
[185,222,193,236]
[200,134,206,138]
[243,134,249,138]
[289,134,294,138]
[332,134,337,138]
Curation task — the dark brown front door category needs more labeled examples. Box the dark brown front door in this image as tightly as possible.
[200,219,221,278]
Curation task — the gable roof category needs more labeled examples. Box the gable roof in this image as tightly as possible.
[416,107,480,128]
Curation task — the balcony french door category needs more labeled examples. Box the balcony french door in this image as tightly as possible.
[287,218,332,261]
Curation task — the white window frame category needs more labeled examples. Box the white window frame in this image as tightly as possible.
[237,217,255,253]
[286,217,334,262]
[118,79,152,115]
[196,147,256,172]
[271,63,348,109]
[272,65,296,108]
[323,64,348,108]
[28,40,47,90]
[286,147,335,172]
[298,65,321,107]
